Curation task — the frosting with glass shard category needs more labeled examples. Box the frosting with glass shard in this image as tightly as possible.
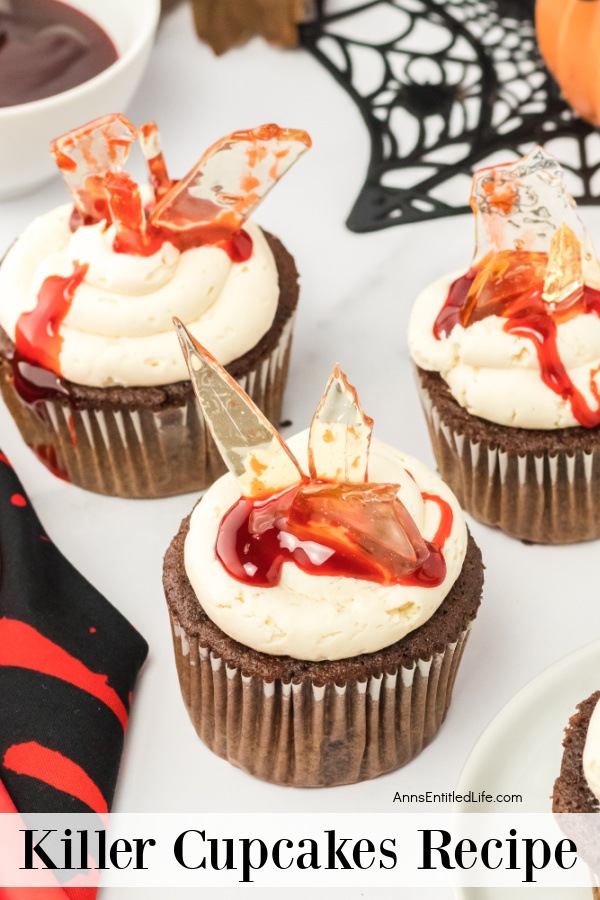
[1,114,311,388]
[176,322,452,588]
[50,114,311,259]
[432,147,600,428]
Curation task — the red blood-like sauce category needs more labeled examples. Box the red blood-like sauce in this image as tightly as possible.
[69,189,254,262]
[0,0,117,108]
[216,482,452,589]
[11,264,86,414]
[433,256,600,428]
[111,221,253,262]
[15,264,87,376]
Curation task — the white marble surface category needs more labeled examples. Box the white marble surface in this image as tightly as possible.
[1,6,599,898]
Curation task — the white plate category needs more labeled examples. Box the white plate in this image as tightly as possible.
[454,639,600,900]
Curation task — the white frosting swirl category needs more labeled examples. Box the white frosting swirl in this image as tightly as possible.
[0,204,279,387]
[184,431,468,662]
[408,271,600,429]
[583,697,600,805]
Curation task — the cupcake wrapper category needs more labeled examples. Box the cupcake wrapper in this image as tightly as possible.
[0,317,294,498]
[168,613,472,787]
[591,868,600,898]
[416,375,600,544]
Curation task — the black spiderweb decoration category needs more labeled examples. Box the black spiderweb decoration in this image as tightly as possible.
[300,0,600,231]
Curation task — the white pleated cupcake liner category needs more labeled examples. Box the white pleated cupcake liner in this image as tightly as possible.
[416,374,600,544]
[0,316,294,498]
[169,613,472,787]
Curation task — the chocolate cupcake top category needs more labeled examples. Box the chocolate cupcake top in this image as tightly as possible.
[175,326,468,663]
[409,148,600,431]
[0,116,310,389]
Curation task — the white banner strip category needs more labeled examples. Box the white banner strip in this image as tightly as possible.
[0,813,599,889]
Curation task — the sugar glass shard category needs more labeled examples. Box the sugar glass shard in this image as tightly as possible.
[105,172,145,233]
[288,482,430,582]
[542,223,584,308]
[50,114,138,222]
[174,319,303,498]
[308,364,374,483]
[104,172,152,255]
[140,121,172,202]
[461,249,548,328]
[150,124,311,238]
[470,147,595,262]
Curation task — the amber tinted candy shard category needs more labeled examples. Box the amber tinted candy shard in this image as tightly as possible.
[461,250,548,327]
[542,223,583,308]
[174,319,303,498]
[50,114,138,222]
[288,482,430,579]
[308,364,374,483]
[150,124,311,236]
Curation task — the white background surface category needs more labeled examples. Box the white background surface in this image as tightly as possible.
[1,5,600,897]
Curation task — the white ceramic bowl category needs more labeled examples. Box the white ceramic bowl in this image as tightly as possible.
[0,0,160,199]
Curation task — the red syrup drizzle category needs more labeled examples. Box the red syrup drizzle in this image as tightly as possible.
[216,482,452,589]
[15,263,87,374]
[68,198,254,262]
[110,217,253,262]
[9,265,87,481]
[433,255,600,429]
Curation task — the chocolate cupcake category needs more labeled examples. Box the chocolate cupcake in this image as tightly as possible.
[0,116,310,497]
[163,326,484,787]
[553,692,600,896]
[409,147,600,543]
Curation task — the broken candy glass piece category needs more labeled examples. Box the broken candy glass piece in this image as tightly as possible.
[174,318,303,498]
[542,223,583,308]
[105,172,144,238]
[50,114,138,223]
[470,147,588,259]
[308,364,374,483]
[149,124,311,239]
[287,481,430,581]
[470,147,600,289]
[104,172,162,257]
[139,121,172,202]
[463,147,600,325]
[460,249,548,328]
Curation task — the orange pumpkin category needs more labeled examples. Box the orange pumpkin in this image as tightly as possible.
[536,0,600,125]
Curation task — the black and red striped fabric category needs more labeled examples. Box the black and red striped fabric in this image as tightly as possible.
[0,451,148,896]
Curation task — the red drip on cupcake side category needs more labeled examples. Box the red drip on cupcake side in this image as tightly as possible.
[10,264,85,445]
[14,264,87,376]
[433,253,600,429]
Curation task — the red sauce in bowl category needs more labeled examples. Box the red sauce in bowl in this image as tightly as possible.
[0,0,118,108]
